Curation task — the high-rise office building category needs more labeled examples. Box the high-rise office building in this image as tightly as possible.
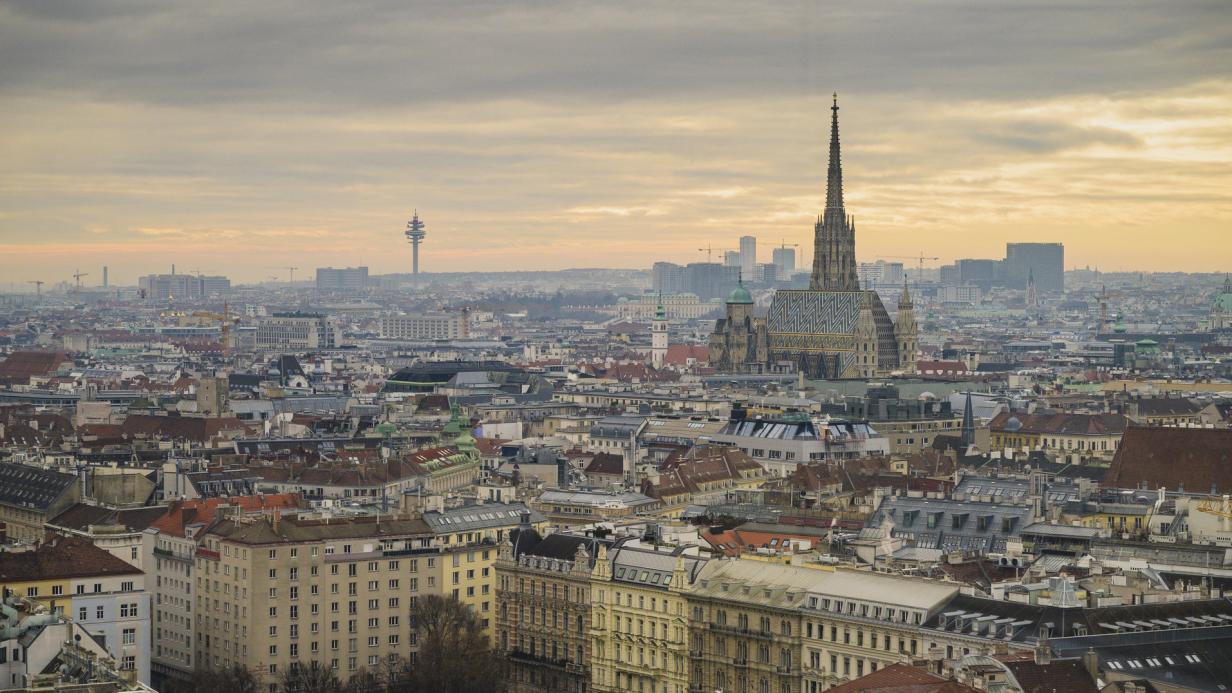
[1005,242,1064,292]
[857,260,905,289]
[138,273,230,301]
[771,246,796,280]
[723,250,742,268]
[739,235,757,277]
[651,262,686,294]
[957,258,998,284]
[685,262,738,301]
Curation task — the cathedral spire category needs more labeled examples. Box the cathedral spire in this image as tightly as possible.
[825,93,844,214]
[810,93,860,292]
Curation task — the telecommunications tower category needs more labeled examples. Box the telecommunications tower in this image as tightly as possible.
[405,211,427,276]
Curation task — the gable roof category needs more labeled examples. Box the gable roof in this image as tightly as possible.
[825,663,979,693]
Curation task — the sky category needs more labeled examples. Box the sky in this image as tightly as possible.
[1,0,1231,286]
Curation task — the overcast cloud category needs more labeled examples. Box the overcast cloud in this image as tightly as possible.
[1,0,1230,283]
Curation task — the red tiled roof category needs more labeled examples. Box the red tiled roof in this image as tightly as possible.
[150,494,302,537]
[1104,426,1232,493]
[665,344,709,366]
[0,535,140,581]
[0,351,70,384]
[120,414,250,443]
[824,663,980,693]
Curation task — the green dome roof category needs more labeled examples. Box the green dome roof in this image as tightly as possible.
[1216,276,1232,312]
[727,283,753,304]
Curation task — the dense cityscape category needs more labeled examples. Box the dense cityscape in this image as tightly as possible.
[3,3,1232,693]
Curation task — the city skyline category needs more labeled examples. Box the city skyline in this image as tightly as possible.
[2,1,1230,284]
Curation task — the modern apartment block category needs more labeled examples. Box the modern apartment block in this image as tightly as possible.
[254,313,339,350]
[194,514,434,688]
[380,312,470,341]
[192,504,542,690]
[315,266,369,292]
[142,495,300,688]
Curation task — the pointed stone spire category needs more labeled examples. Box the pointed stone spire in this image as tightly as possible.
[825,92,844,213]
[961,391,975,447]
[810,93,859,292]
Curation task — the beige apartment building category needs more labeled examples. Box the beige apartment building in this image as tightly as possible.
[195,514,434,690]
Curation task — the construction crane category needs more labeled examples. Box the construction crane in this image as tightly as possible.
[270,266,299,283]
[1096,285,1125,335]
[697,245,737,263]
[879,254,940,278]
[192,301,239,357]
[778,240,799,250]
[26,280,44,296]
[71,270,89,292]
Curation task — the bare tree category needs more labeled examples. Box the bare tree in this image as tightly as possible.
[341,667,385,693]
[280,661,342,693]
[165,665,261,693]
[401,594,507,693]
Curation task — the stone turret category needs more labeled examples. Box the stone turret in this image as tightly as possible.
[895,282,918,374]
[854,291,879,378]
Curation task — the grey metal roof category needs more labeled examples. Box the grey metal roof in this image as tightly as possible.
[608,544,708,589]
[867,496,1035,553]
[422,503,544,534]
[0,462,76,512]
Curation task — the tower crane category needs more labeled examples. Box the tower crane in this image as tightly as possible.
[72,270,89,292]
[270,267,299,283]
[698,245,736,263]
[878,254,940,278]
[26,280,44,296]
[192,301,239,357]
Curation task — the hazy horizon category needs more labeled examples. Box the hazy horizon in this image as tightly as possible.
[2,0,1230,285]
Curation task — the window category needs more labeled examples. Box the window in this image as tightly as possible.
[96,606,105,619]
[123,628,136,645]
[78,607,87,621]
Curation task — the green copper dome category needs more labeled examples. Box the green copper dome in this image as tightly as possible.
[727,282,753,305]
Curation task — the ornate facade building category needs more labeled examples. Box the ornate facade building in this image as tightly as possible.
[589,542,707,693]
[710,97,917,378]
[496,523,608,693]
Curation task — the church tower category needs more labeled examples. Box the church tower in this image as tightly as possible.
[895,282,918,374]
[651,295,668,368]
[810,94,860,292]
[854,291,879,378]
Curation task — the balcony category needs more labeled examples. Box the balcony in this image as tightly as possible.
[707,623,771,639]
